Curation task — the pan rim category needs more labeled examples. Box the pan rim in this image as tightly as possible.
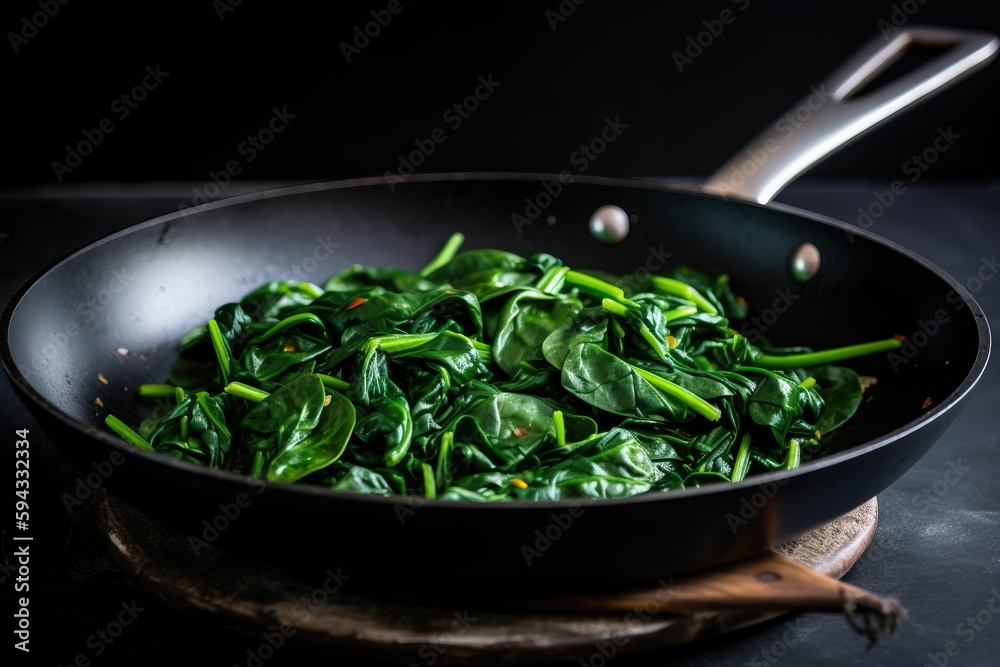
[0,172,991,511]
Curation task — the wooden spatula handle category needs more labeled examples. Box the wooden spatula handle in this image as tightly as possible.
[513,550,905,644]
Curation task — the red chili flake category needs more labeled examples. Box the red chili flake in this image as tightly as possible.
[346,297,367,310]
[282,345,297,352]
[922,397,933,410]
[445,289,455,294]
[512,427,527,437]
[894,334,906,342]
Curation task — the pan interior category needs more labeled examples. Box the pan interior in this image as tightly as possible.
[3,175,988,585]
[8,177,982,454]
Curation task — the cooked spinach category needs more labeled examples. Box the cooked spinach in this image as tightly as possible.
[106,234,901,500]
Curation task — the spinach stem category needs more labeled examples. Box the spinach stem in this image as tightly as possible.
[565,270,639,308]
[639,327,668,360]
[249,312,326,344]
[798,376,816,390]
[105,415,154,452]
[251,451,265,477]
[375,332,437,352]
[207,319,230,384]
[662,305,699,322]
[436,431,454,489]
[536,265,571,294]
[755,338,902,369]
[785,439,801,470]
[225,382,270,403]
[317,374,350,391]
[650,276,718,314]
[443,330,491,354]
[553,410,566,447]
[601,298,629,318]
[730,432,751,482]
[419,232,465,277]
[422,463,437,499]
[137,384,176,398]
[631,365,722,421]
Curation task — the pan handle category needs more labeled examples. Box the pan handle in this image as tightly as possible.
[701,26,999,204]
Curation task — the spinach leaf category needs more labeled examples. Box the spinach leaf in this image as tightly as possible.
[492,290,582,376]
[812,365,863,434]
[147,391,233,467]
[111,233,901,501]
[267,389,356,483]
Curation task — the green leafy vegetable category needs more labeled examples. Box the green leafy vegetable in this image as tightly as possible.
[107,234,901,500]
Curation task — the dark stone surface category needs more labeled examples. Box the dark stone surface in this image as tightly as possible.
[1,179,997,666]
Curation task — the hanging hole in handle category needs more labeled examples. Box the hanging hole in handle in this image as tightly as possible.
[843,42,953,101]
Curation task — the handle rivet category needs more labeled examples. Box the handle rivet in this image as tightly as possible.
[791,242,820,282]
[756,571,782,582]
[589,205,629,244]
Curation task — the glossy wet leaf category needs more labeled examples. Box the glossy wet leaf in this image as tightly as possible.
[110,235,895,500]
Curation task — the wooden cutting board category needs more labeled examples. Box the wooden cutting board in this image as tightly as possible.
[94,492,901,665]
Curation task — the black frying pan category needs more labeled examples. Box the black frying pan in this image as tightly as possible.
[2,27,995,590]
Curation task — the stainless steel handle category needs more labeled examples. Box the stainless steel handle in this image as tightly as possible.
[701,26,999,204]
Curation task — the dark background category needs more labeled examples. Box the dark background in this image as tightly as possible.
[2,2,1000,667]
[2,0,999,188]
